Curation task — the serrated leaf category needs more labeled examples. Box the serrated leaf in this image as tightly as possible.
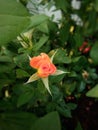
[0,0,30,45]
[86,84,98,98]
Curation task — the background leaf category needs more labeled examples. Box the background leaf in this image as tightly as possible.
[54,0,69,13]
[17,87,34,107]
[16,69,30,78]
[27,15,49,30]
[33,35,49,51]
[75,121,83,130]
[31,111,61,130]
[86,84,98,98]
[0,0,30,45]
[90,42,98,65]
[0,112,37,130]
[53,49,71,64]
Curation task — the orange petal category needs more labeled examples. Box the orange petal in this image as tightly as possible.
[30,53,51,69]
[37,62,57,78]
[30,55,42,69]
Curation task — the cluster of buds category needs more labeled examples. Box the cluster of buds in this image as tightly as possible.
[79,41,91,54]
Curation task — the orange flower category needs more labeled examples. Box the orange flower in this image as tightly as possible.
[30,53,57,78]
[30,53,51,69]
[38,61,57,78]
[26,51,68,95]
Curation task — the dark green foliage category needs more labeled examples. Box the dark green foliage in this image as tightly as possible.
[0,0,98,130]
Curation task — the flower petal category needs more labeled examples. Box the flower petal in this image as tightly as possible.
[25,73,40,84]
[41,77,52,96]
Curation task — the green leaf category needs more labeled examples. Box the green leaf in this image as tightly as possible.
[27,15,49,30]
[86,84,98,98]
[77,81,86,93]
[74,33,84,47]
[0,112,37,130]
[0,63,15,73]
[37,21,49,34]
[50,74,65,84]
[67,103,77,110]
[31,111,61,130]
[54,0,69,13]
[75,121,83,130]
[14,54,30,70]
[94,0,98,12]
[17,88,34,107]
[64,82,77,95]
[0,72,15,90]
[0,0,29,16]
[16,69,30,78]
[73,56,87,72]
[33,35,49,51]
[54,49,71,64]
[59,23,70,43]
[0,56,12,62]
[90,42,98,65]
[0,0,30,45]
[56,105,72,118]
[0,100,14,111]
